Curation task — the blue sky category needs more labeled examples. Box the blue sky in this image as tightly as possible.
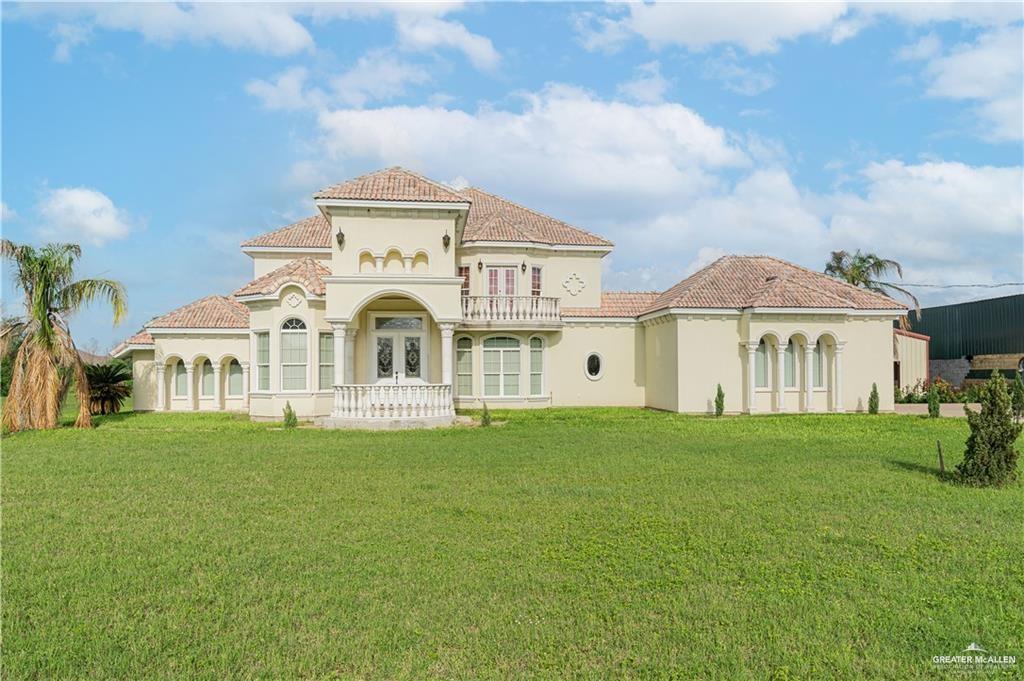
[2,2,1022,350]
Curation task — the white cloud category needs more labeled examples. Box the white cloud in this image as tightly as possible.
[394,13,500,71]
[895,33,941,61]
[246,67,326,112]
[575,1,1021,54]
[37,187,136,246]
[332,51,432,108]
[702,50,776,95]
[921,27,1023,141]
[1,202,16,222]
[617,61,669,104]
[14,2,501,70]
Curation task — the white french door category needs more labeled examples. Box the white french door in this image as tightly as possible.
[487,266,517,296]
[370,315,427,385]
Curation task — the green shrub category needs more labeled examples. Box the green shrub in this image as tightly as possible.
[714,384,725,417]
[480,402,491,427]
[955,372,1022,487]
[1011,373,1024,423]
[84,360,133,415]
[868,383,879,414]
[927,383,940,418]
[283,401,298,429]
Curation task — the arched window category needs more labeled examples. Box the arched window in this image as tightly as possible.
[281,318,308,391]
[200,359,214,396]
[173,360,187,396]
[455,337,473,396]
[483,336,520,397]
[784,341,797,388]
[318,332,334,390]
[529,337,544,395]
[812,341,825,388]
[755,339,769,388]
[227,359,243,396]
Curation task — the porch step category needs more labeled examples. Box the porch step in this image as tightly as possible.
[314,414,456,430]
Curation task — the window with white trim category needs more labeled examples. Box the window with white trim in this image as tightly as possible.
[483,336,520,397]
[455,337,472,396]
[281,319,307,391]
[529,337,544,395]
[256,333,270,391]
[755,339,769,388]
[585,352,603,380]
[319,332,333,390]
[531,266,542,297]
[227,360,243,396]
[459,265,470,296]
[813,341,824,388]
[200,359,214,396]
[173,361,187,396]
[784,342,796,388]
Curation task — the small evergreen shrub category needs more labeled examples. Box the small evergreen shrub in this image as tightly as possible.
[1012,373,1024,423]
[927,383,940,418]
[480,402,491,427]
[868,383,879,414]
[955,372,1022,487]
[283,401,298,429]
[714,384,725,417]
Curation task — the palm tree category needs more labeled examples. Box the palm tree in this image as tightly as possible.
[824,250,920,325]
[84,360,133,415]
[1,240,127,431]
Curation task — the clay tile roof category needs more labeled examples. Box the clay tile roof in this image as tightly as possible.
[241,215,331,249]
[146,295,250,329]
[234,258,331,298]
[109,329,154,357]
[644,256,907,314]
[314,166,469,203]
[460,187,613,247]
[562,291,661,318]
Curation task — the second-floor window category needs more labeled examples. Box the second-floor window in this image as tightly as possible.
[487,266,516,297]
[458,265,470,296]
[531,266,542,297]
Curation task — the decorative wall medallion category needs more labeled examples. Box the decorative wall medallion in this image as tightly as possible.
[563,272,585,296]
[285,292,303,308]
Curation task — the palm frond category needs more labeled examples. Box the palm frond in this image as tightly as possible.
[56,278,128,325]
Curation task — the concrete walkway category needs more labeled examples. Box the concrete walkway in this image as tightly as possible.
[894,403,981,418]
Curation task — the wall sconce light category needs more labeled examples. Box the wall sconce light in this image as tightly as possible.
[521,261,527,273]
[442,231,451,252]
[335,230,345,248]
[477,260,483,272]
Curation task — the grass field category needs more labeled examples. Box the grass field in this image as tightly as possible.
[3,409,1022,678]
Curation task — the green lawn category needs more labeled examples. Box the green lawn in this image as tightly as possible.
[3,409,1021,679]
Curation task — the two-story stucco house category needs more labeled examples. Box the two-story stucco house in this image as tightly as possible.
[112,167,906,426]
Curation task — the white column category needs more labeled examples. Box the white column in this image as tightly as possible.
[240,362,250,409]
[834,343,845,413]
[212,364,222,411]
[440,323,455,386]
[344,331,356,384]
[776,344,787,413]
[155,364,166,411]
[332,324,347,387]
[746,343,757,414]
[402,256,413,273]
[185,364,195,411]
[803,344,814,413]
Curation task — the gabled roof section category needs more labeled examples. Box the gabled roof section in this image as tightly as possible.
[460,187,613,247]
[563,292,660,318]
[234,258,330,298]
[241,215,331,249]
[314,166,469,203]
[146,295,249,329]
[644,256,907,314]
[109,330,154,358]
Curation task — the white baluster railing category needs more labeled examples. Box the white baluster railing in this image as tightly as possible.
[332,384,453,419]
[461,296,560,323]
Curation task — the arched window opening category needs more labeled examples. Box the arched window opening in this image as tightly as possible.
[281,318,308,391]
[200,359,214,396]
[530,337,544,395]
[755,339,769,388]
[455,337,473,396]
[483,337,520,397]
[227,359,243,396]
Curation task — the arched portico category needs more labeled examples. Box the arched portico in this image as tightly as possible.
[744,329,845,414]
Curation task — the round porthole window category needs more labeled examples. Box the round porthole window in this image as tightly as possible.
[585,352,603,380]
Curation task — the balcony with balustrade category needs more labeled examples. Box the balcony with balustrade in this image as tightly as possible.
[460,295,562,328]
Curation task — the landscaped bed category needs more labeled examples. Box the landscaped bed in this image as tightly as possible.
[3,409,1021,678]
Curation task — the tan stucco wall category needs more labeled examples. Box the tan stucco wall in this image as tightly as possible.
[675,315,745,414]
[895,332,929,390]
[129,349,156,411]
[643,318,678,412]
[328,207,461,277]
[457,246,607,309]
[249,251,331,279]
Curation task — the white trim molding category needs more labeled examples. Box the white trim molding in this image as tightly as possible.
[316,198,471,211]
